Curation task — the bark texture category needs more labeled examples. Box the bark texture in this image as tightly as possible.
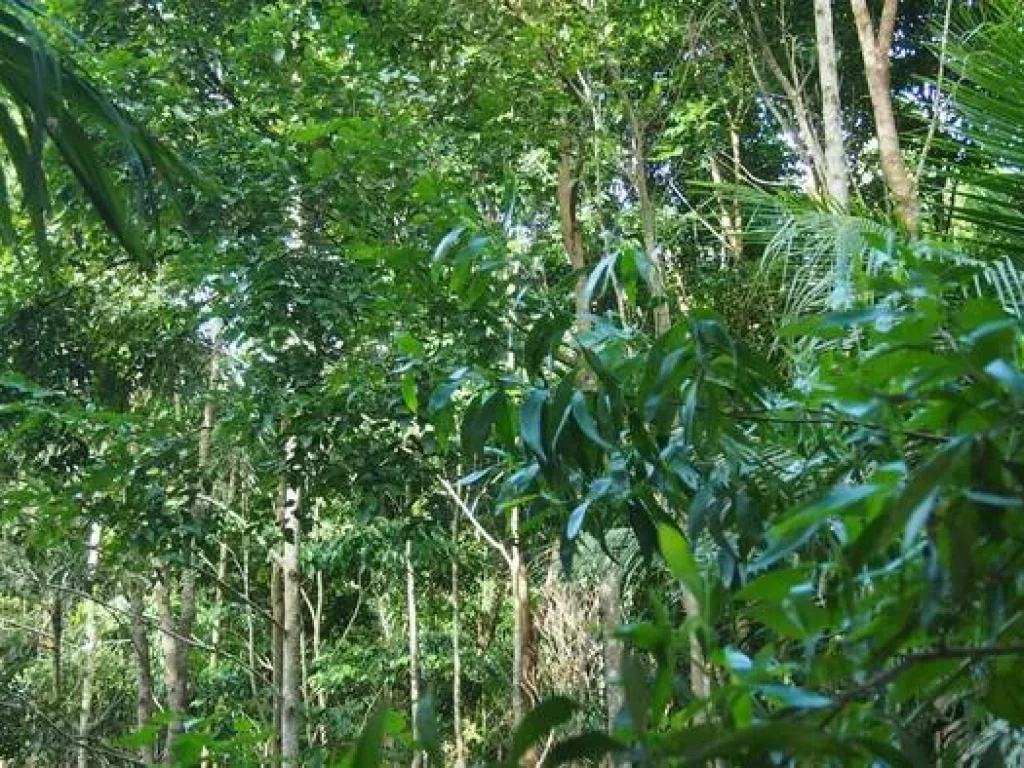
[281,477,303,764]
[850,0,920,231]
[814,0,850,207]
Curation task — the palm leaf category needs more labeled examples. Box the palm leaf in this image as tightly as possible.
[0,1,184,264]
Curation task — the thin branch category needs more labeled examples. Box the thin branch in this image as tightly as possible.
[440,478,513,569]
[839,644,1024,701]
[726,409,948,444]
[915,0,954,182]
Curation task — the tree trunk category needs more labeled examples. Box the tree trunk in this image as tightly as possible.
[210,465,236,672]
[510,507,538,767]
[130,584,156,766]
[558,141,590,333]
[599,567,624,734]
[709,153,740,267]
[683,588,711,701]
[621,93,674,328]
[729,121,745,258]
[743,4,828,194]
[451,508,466,768]
[155,570,186,762]
[271,475,286,761]
[405,538,424,768]
[510,507,526,727]
[77,522,102,768]
[281,474,303,764]
[850,0,920,232]
[50,594,62,702]
[814,0,850,207]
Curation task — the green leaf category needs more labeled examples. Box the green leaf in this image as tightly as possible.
[571,391,614,450]
[395,331,424,358]
[985,670,1024,726]
[509,696,577,765]
[400,374,418,414]
[755,684,833,709]
[566,500,588,540]
[520,388,548,461]
[985,359,1024,399]
[461,391,501,459]
[657,523,702,600]
[344,704,399,768]
[546,732,623,765]
[735,567,811,602]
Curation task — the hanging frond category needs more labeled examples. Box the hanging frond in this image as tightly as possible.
[0,0,183,264]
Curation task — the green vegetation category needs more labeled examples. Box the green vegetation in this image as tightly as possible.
[1,0,1023,765]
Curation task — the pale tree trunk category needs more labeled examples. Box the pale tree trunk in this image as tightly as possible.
[451,506,466,768]
[850,0,920,232]
[599,567,624,734]
[814,0,850,207]
[510,506,526,727]
[280,465,303,765]
[405,538,424,768]
[270,475,286,761]
[77,522,103,768]
[729,120,745,258]
[683,589,711,701]
[130,583,156,766]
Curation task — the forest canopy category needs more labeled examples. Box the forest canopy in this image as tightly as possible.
[2,0,1024,765]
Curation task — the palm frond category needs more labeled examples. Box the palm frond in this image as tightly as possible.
[0,1,184,264]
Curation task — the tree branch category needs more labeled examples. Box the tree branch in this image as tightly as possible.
[440,478,513,570]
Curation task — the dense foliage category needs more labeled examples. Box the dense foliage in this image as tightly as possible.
[1,0,1023,765]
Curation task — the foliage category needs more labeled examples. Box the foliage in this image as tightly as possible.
[1,0,1023,766]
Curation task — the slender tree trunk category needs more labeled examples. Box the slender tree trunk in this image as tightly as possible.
[271,475,286,761]
[405,538,424,768]
[243,543,258,700]
[155,570,185,762]
[451,507,466,768]
[743,4,828,194]
[130,584,156,766]
[77,523,102,768]
[683,588,711,701]
[709,153,740,267]
[510,507,538,767]
[281,474,303,764]
[814,0,850,207]
[558,141,590,333]
[510,507,525,727]
[850,0,920,232]
[621,92,674,327]
[160,356,216,764]
[210,465,236,672]
[50,594,62,702]
[729,122,745,258]
[599,567,624,734]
